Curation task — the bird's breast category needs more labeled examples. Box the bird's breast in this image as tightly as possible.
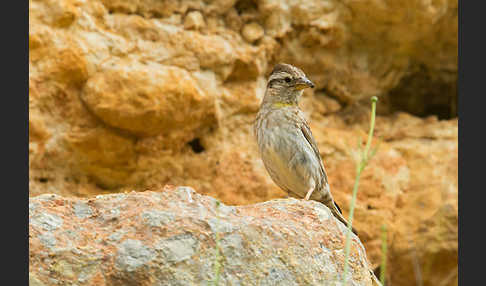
[256,118,320,195]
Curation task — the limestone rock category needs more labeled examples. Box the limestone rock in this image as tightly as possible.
[80,62,217,137]
[241,22,264,43]
[29,186,379,285]
[64,127,138,188]
[184,11,206,30]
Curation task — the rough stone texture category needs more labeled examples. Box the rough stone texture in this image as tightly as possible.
[29,1,457,286]
[29,186,379,286]
[184,11,206,30]
[241,22,264,43]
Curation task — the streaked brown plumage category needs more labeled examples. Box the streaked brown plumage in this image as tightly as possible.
[254,63,357,235]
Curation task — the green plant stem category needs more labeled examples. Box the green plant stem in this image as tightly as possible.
[210,201,223,286]
[212,233,222,286]
[341,161,364,283]
[380,224,388,285]
[363,97,377,163]
[342,96,378,284]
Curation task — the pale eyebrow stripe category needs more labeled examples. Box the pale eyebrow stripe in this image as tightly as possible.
[268,72,289,82]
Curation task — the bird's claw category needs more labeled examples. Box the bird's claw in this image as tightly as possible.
[304,188,314,200]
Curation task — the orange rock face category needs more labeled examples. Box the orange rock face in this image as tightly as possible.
[29,0,457,285]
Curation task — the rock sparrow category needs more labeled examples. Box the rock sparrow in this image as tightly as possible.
[254,63,357,234]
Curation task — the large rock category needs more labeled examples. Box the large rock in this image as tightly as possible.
[80,62,217,137]
[29,186,379,285]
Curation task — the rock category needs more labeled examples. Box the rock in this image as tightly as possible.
[30,0,78,28]
[184,11,206,30]
[319,111,458,286]
[241,22,264,43]
[80,62,217,137]
[64,127,138,189]
[372,113,458,286]
[30,212,63,231]
[115,239,156,272]
[29,186,379,285]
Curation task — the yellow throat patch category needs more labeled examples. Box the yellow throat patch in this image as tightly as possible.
[272,102,294,108]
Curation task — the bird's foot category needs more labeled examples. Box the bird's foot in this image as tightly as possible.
[304,188,314,200]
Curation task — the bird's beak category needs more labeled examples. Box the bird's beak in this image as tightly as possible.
[294,77,315,90]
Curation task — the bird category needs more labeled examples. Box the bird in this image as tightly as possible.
[254,63,357,235]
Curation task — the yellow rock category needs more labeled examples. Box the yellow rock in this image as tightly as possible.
[81,62,217,137]
[184,11,205,30]
[241,22,264,43]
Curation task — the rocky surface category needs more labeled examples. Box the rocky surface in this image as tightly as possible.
[29,186,379,286]
[29,0,458,285]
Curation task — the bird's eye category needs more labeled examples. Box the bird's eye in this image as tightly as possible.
[284,77,291,83]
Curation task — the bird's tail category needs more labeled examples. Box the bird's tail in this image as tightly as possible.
[310,186,358,235]
[330,201,358,235]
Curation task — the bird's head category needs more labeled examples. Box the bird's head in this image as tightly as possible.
[263,63,314,106]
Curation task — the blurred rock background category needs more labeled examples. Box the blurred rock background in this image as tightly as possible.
[29,0,457,285]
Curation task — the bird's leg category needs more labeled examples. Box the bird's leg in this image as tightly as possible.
[304,188,314,200]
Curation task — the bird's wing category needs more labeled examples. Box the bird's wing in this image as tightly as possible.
[299,118,348,217]
[298,116,329,185]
